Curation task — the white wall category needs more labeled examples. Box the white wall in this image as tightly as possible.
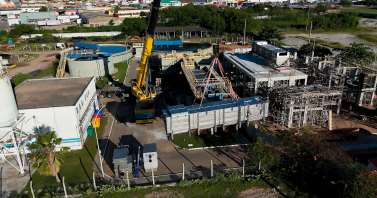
[19,106,82,150]
[20,31,122,39]
[74,77,98,142]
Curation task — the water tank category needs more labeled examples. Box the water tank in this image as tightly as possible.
[0,72,18,128]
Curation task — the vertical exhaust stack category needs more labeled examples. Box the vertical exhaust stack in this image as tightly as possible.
[0,63,19,128]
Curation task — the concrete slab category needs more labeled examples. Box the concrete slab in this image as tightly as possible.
[123,57,141,89]
[0,156,34,198]
[99,98,252,179]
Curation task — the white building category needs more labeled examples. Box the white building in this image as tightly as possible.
[252,40,290,66]
[14,77,99,150]
[21,7,41,13]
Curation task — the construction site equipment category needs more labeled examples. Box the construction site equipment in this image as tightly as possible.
[131,0,160,124]
[55,52,67,78]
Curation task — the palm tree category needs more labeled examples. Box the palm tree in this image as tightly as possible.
[28,131,69,183]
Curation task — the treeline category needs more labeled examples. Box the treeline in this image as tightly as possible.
[8,4,361,41]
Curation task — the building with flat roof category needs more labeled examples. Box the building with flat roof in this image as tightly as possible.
[224,52,307,97]
[14,77,99,150]
[20,12,56,24]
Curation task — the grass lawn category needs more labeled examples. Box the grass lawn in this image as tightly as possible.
[273,40,287,47]
[19,116,108,197]
[171,131,237,149]
[96,61,129,88]
[99,174,299,198]
[341,7,377,14]
[296,36,346,50]
[356,34,377,44]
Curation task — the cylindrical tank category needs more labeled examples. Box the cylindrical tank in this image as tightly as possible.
[0,72,18,127]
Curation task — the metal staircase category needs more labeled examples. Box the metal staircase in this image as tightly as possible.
[55,52,67,78]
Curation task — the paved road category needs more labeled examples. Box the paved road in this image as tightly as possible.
[123,57,141,89]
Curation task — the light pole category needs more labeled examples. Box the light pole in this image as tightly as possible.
[94,105,106,177]
[372,49,376,70]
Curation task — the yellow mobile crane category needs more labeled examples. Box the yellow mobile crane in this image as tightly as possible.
[131,0,160,124]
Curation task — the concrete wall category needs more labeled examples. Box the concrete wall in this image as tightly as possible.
[68,57,116,77]
[38,22,122,30]
[100,44,133,64]
[20,31,122,39]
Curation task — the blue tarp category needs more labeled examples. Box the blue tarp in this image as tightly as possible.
[154,40,183,46]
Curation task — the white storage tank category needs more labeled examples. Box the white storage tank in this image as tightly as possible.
[0,66,18,127]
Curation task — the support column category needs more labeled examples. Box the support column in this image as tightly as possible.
[288,105,294,128]
[174,31,175,38]
[303,106,308,126]
[329,110,332,131]
[243,74,247,97]
[201,31,202,38]
[236,67,239,92]
[337,99,341,114]
[356,92,364,106]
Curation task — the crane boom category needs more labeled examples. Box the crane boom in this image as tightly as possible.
[132,0,160,100]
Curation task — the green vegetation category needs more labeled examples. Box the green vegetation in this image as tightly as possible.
[341,6,377,14]
[37,172,300,198]
[114,5,120,10]
[96,60,129,88]
[357,33,377,44]
[171,131,237,149]
[10,73,33,87]
[336,42,376,65]
[299,43,333,56]
[296,36,346,49]
[21,117,108,197]
[255,26,285,43]
[39,6,47,12]
[340,0,353,7]
[109,19,115,26]
[28,131,69,183]
[312,13,360,30]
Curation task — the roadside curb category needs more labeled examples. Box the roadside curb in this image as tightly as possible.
[168,138,252,150]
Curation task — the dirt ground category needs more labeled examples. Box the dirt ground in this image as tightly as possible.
[6,51,59,76]
[284,33,377,52]
[219,44,251,52]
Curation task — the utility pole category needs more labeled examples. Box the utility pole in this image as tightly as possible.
[308,20,313,44]
[306,6,310,31]
[243,18,246,45]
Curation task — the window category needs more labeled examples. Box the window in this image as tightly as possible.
[279,52,288,56]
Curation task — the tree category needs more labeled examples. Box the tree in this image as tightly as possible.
[363,0,375,6]
[109,19,115,26]
[114,5,120,10]
[348,171,377,197]
[315,3,330,13]
[28,131,69,183]
[140,11,147,17]
[10,73,34,87]
[121,18,147,36]
[253,4,265,13]
[247,137,281,170]
[257,26,284,43]
[299,43,333,57]
[336,42,376,65]
[39,6,47,12]
[340,0,352,7]
[8,24,35,39]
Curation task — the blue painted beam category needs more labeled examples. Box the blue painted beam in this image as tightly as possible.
[74,42,101,50]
